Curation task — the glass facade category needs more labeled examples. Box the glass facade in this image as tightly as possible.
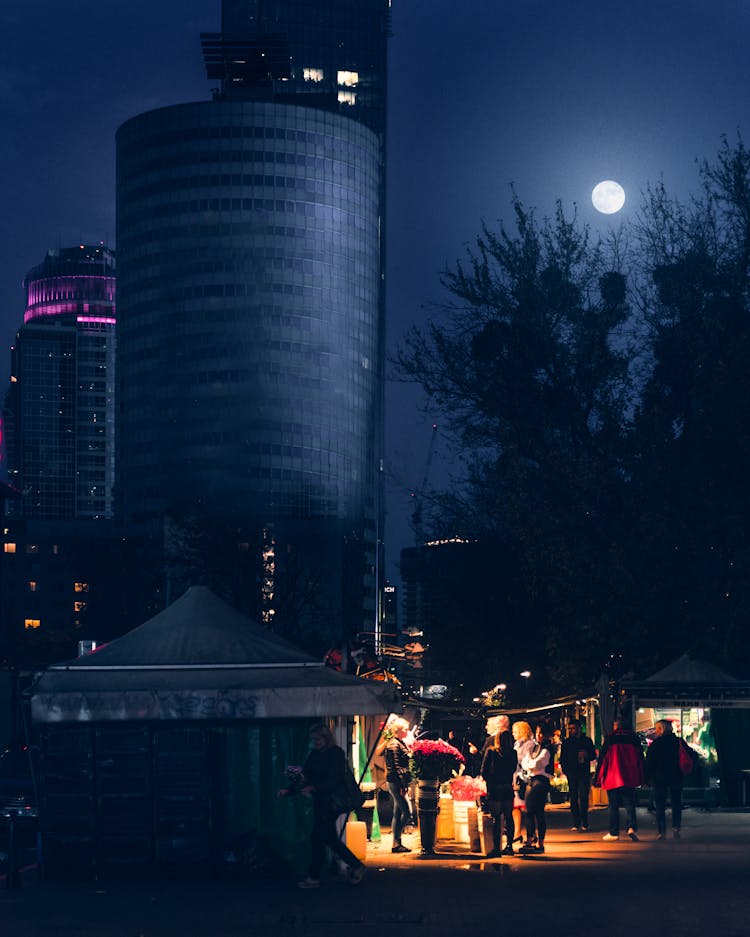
[115,101,382,639]
[205,0,390,138]
[5,246,116,521]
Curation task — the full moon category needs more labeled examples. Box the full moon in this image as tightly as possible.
[592,180,625,214]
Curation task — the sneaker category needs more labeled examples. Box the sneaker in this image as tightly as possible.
[657,833,666,841]
[673,828,681,839]
[501,845,515,856]
[391,844,411,854]
[535,844,545,853]
[627,828,639,842]
[602,833,619,842]
[296,877,321,889]
[349,865,366,885]
[581,825,589,832]
[570,826,580,831]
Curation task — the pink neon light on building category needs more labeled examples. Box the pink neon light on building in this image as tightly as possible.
[76,316,116,325]
[23,274,115,324]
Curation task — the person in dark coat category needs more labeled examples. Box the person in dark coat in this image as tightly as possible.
[645,719,684,839]
[479,715,518,856]
[383,717,413,853]
[279,724,366,889]
[560,720,596,831]
[594,716,645,842]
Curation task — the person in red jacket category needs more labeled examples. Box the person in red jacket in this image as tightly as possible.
[593,716,645,842]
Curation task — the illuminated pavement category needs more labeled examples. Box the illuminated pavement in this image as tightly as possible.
[2,805,750,937]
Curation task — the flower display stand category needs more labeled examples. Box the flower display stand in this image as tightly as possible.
[416,779,441,855]
[467,805,481,852]
[590,786,608,806]
[478,810,498,856]
[436,795,454,841]
[452,800,471,843]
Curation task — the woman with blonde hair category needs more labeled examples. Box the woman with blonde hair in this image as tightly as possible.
[278,723,366,888]
[381,717,414,853]
[511,721,534,845]
[479,715,517,856]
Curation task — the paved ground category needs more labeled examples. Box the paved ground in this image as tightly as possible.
[2,805,749,937]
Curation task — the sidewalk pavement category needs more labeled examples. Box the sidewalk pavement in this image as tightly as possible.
[2,805,749,937]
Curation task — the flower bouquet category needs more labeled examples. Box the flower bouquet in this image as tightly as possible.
[449,774,487,802]
[285,765,305,793]
[409,738,465,782]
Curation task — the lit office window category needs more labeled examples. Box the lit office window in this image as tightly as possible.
[24,619,41,630]
[74,582,90,593]
[303,67,324,82]
[74,601,87,613]
[337,70,359,87]
[28,581,38,592]
[4,543,16,554]
[338,90,356,105]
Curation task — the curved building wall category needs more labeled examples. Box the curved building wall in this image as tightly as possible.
[115,102,381,543]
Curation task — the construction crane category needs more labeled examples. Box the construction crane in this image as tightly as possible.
[410,423,438,545]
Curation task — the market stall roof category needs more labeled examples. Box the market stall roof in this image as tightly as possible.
[644,654,738,684]
[31,586,400,722]
[623,653,750,709]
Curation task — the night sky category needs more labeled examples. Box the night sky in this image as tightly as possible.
[1,1,749,586]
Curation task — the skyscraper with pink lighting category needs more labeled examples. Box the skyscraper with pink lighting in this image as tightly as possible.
[4,245,116,520]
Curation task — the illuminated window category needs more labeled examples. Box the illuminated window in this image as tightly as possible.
[74,582,90,593]
[338,90,356,106]
[26,544,39,555]
[4,543,16,554]
[74,601,87,613]
[303,67,324,82]
[52,544,59,555]
[24,619,41,630]
[28,581,38,592]
[337,70,359,87]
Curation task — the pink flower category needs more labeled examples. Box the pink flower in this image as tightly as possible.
[409,738,465,781]
[449,775,487,801]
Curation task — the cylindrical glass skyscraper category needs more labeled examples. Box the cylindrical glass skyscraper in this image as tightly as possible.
[115,0,389,647]
[116,103,381,641]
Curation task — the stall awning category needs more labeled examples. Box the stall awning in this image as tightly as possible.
[623,654,750,708]
[31,587,400,722]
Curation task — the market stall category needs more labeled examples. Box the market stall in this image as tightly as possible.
[623,654,750,806]
[30,586,399,877]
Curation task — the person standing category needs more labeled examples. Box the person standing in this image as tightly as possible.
[519,723,555,854]
[279,724,366,888]
[594,716,645,842]
[560,720,596,831]
[383,718,413,853]
[479,715,518,856]
[512,720,535,845]
[645,719,684,840]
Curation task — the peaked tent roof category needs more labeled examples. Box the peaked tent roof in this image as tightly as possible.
[31,587,400,722]
[644,654,738,684]
[54,585,320,669]
[623,653,750,708]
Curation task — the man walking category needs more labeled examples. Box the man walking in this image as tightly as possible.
[560,720,596,831]
[645,719,684,840]
[593,716,645,842]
